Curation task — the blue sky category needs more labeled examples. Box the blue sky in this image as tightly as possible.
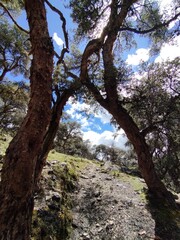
[16,0,180,150]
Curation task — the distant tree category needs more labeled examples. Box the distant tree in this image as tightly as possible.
[94,144,125,164]
[54,118,93,159]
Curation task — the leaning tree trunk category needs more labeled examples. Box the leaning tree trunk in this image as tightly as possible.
[0,0,54,239]
[105,103,176,205]
[34,88,75,189]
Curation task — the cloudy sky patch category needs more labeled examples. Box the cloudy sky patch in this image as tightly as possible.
[126,48,150,66]
[83,129,127,151]
[155,36,180,63]
[66,99,112,129]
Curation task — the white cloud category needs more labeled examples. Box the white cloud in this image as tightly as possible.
[83,129,127,150]
[126,48,150,66]
[158,0,179,29]
[53,32,64,47]
[66,100,127,149]
[66,99,112,128]
[155,36,180,63]
[94,108,112,124]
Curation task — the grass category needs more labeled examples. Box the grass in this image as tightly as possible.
[48,150,95,174]
[110,170,146,200]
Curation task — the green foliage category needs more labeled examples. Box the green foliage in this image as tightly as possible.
[0,0,24,12]
[0,19,30,79]
[48,150,94,171]
[69,0,106,38]
[54,117,93,159]
[127,58,180,192]
[0,134,12,156]
[94,144,125,164]
[0,81,29,135]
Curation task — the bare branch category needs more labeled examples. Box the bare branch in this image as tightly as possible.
[45,0,69,64]
[0,3,29,34]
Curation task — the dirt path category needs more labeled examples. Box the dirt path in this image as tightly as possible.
[69,163,156,240]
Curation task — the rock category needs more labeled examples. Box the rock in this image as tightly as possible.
[107,220,114,226]
[51,175,56,181]
[45,195,52,201]
[116,183,123,187]
[139,178,145,183]
[98,227,103,233]
[94,191,100,197]
[0,155,4,163]
[48,170,54,175]
[52,192,61,202]
[60,162,67,167]
[105,176,112,180]
[48,203,60,211]
[82,232,90,239]
[51,160,58,164]
[80,174,89,179]
[138,230,147,235]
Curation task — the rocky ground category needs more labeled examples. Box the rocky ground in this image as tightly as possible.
[69,162,155,240]
[68,161,180,240]
[0,154,180,240]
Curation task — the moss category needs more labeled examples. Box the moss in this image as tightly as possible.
[32,207,70,240]
[32,151,88,239]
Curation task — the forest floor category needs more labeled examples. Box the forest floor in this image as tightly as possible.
[0,144,180,240]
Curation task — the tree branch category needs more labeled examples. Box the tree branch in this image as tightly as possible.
[45,0,69,64]
[120,12,180,34]
[0,3,29,34]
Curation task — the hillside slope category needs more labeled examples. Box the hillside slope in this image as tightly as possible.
[0,138,179,239]
[32,153,180,240]
[69,162,155,239]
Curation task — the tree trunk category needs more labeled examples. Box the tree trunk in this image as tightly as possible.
[34,90,71,189]
[106,103,176,204]
[79,3,176,204]
[0,0,54,239]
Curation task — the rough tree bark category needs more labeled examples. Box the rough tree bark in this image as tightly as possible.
[0,0,54,239]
